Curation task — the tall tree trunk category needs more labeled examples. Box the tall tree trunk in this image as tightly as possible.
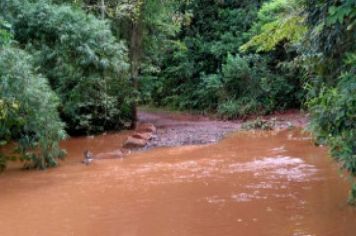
[100,0,105,19]
[130,20,141,129]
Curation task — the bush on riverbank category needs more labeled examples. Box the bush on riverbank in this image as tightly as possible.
[0,46,66,170]
[1,0,132,135]
[307,75,355,175]
[303,0,355,202]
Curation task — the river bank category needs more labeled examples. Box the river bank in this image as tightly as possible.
[137,109,308,149]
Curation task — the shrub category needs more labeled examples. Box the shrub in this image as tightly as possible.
[222,54,253,97]
[218,98,263,119]
[217,100,240,120]
[219,54,301,117]
[0,47,66,170]
[241,117,276,130]
[350,184,356,205]
[307,74,356,174]
[193,74,224,111]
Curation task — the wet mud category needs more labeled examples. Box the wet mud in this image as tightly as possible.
[138,110,307,148]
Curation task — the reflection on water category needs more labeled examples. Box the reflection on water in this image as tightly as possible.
[0,129,355,236]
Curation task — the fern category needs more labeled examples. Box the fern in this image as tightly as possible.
[240,0,306,52]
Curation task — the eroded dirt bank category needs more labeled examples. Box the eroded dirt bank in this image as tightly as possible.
[0,111,355,236]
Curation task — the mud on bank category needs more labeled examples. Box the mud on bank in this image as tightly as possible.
[137,109,308,149]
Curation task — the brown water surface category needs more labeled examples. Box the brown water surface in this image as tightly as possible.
[0,129,355,236]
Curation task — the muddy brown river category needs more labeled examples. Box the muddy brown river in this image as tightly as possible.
[1,128,356,236]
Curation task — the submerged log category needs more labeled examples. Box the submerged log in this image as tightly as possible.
[123,136,148,149]
[132,132,153,140]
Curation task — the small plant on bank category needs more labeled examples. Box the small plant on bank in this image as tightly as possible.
[349,184,356,206]
[241,117,277,131]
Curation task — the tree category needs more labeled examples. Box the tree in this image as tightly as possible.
[69,0,182,127]
[115,0,182,127]
[1,16,66,171]
[2,0,132,135]
[0,46,66,170]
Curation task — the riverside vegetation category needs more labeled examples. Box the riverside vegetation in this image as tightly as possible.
[0,0,355,202]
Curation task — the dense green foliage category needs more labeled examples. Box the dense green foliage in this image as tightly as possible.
[0,43,66,170]
[60,0,183,125]
[144,0,303,118]
[307,74,355,173]
[303,0,355,195]
[4,0,132,134]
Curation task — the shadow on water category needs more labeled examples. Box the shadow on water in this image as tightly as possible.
[0,128,355,236]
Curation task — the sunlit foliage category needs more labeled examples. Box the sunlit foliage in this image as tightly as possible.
[240,0,306,52]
